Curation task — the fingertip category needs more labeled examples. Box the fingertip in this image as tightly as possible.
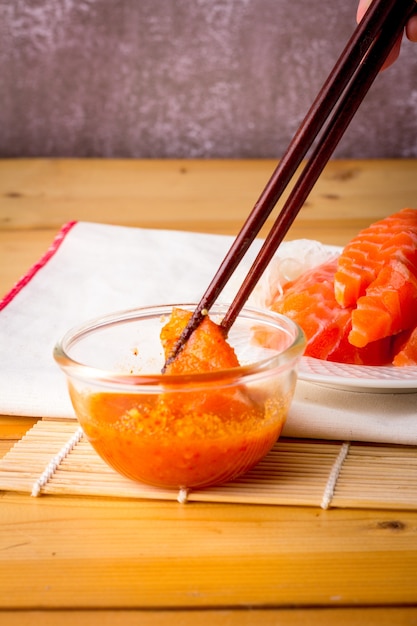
[405,14,417,42]
[356,0,372,23]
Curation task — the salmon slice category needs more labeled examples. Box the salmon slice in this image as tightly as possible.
[270,260,391,365]
[271,260,346,361]
[160,307,255,419]
[326,323,393,366]
[161,307,239,375]
[393,325,417,366]
[349,256,417,347]
[334,208,417,308]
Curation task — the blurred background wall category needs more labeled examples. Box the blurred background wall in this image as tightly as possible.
[1,0,416,159]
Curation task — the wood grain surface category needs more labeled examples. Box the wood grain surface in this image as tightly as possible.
[1,158,417,296]
[1,492,417,610]
[1,159,417,623]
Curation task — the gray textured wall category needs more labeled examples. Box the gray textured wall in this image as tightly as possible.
[1,0,416,159]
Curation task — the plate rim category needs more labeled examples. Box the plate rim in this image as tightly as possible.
[299,356,417,392]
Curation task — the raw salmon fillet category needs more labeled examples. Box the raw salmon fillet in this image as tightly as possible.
[392,325,417,366]
[334,208,417,348]
[349,257,417,347]
[334,208,417,308]
[270,259,391,365]
[266,210,417,365]
[272,260,350,361]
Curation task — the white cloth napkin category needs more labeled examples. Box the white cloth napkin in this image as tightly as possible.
[1,221,416,444]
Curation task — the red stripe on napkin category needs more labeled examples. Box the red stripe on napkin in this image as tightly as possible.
[0,221,78,312]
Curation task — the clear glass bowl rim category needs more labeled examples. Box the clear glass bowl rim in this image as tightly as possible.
[53,303,306,389]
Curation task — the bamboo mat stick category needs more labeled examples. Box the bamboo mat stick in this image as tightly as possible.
[1,419,417,510]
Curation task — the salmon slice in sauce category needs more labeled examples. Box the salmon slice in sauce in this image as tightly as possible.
[161,307,239,374]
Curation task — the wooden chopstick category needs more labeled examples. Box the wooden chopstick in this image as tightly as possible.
[221,0,417,332]
[164,0,417,367]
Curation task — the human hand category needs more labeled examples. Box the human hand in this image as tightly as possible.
[357,0,417,69]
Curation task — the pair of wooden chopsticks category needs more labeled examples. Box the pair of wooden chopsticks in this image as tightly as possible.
[165,0,417,367]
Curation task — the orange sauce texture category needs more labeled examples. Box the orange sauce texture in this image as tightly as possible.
[75,388,285,488]
[70,308,289,489]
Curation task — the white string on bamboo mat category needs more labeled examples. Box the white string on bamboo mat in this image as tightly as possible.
[177,487,190,504]
[321,441,350,510]
[31,426,84,497]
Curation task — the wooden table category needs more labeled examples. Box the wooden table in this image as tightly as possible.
[1,158,417,625]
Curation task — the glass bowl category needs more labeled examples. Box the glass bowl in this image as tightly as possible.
[53,304,305,490]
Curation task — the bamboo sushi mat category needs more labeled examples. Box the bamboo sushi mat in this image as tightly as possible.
[1,418,417,510]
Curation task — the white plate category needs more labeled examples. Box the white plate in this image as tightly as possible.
[299,357,417,393]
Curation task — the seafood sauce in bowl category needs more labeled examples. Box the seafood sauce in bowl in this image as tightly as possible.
[53,304,305,490]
